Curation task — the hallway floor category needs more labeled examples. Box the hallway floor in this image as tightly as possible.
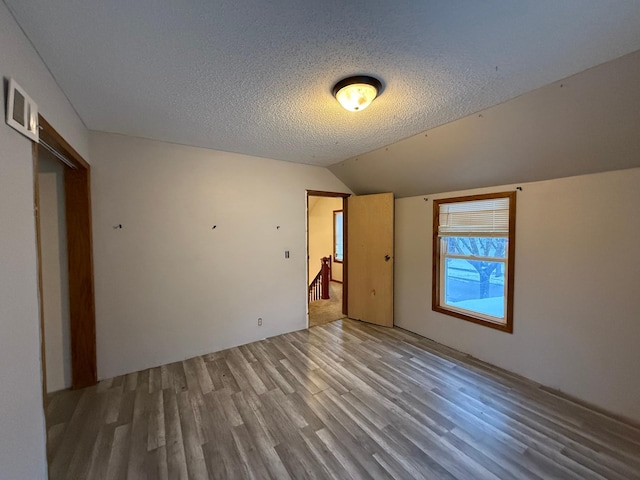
[309,281,344,328]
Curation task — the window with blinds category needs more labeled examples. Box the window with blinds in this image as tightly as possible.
[438,198,510,236]
[432,192,516,333]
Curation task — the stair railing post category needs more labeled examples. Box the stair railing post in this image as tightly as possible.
[321,257,330,300]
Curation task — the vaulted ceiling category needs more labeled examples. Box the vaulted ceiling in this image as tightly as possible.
[5,0,640,167]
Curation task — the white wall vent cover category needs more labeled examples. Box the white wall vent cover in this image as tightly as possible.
[5,78,38,142]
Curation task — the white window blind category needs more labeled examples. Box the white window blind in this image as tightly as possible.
[438,198,510,236]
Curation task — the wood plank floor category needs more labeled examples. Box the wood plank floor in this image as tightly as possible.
[46,319,640,479]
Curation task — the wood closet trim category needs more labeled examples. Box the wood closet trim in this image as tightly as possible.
[39,116,89,169]
[37,115,97,389]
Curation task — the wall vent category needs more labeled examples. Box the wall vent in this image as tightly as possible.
[5,78,39,142]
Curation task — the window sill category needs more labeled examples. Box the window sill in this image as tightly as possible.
[432,305,513,333]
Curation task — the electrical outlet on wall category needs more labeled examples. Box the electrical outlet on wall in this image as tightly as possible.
[258,317,263,326]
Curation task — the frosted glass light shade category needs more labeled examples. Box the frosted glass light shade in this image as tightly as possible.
[333,76,382,112]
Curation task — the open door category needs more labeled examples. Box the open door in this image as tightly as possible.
[347,193,394,327]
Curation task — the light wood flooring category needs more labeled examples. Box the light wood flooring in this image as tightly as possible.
[46,319,640,479]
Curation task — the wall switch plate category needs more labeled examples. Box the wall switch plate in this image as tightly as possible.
[284,250,290,258]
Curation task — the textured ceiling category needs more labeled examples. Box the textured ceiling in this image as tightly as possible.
[329,50,640,197]
[5,0,640,166]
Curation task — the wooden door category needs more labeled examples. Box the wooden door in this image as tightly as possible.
[347,193,394,327]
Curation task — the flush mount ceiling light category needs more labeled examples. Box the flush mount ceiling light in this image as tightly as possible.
[333,76,382,112]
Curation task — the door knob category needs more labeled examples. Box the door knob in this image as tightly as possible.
[385,255,391,261]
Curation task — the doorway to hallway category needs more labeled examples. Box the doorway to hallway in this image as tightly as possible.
[306,191,349,328]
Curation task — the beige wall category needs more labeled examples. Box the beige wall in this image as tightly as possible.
[395,168,640,422]
[308,197,343,284]
[0,3,90,478]
[332,259,343,283]
[38,150,72,392]
[90,131,350,379]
